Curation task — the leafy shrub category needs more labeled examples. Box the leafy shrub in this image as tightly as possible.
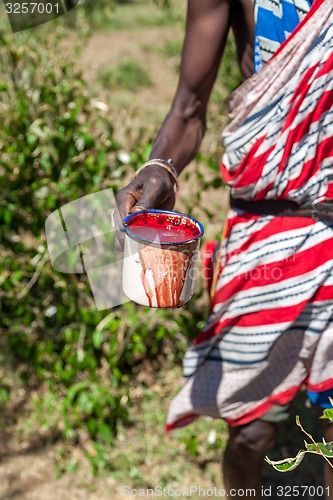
[0,0,243,476]
[0,25,207,474]
[266,406,333,472]
[98,59,152,91]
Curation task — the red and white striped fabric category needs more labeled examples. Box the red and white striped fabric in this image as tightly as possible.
[166,0,333,430]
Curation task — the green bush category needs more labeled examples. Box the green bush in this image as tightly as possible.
[0,0,242,475]
[0,26,207,474]
[98,59,152,91]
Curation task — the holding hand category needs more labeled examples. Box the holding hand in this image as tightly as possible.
[114,162,178,248]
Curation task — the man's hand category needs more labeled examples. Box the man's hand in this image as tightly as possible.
[114,165,176,248]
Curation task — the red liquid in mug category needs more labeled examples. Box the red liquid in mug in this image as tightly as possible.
[124,211,203,308]
[126,212,200,244]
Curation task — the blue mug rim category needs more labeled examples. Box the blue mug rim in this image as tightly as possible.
[122,209,204,246]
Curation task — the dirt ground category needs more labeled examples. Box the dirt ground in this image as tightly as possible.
[0,448,123,499]
[0,393,328,499]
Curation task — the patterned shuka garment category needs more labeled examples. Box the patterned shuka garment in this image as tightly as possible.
[254,0,314,71]
[166,0,333,431]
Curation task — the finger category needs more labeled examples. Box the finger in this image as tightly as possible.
[131,184,175,212]
[131,204,148,213]
[116,188,140,221]
[155,192,176,212]
[113,189,137,251]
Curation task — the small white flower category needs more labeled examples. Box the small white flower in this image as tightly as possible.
[75,137,85,152]
[117,152,131,164]
[35,186,49,199]
[207,429,216,445]
[93,101,109,112]
[45,305,57,318]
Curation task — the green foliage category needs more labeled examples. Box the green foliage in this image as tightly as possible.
[0,0,239,479]
[320,406,333,421]
[0,25,208,475]
[162,40,182,58]
[181,432,200,457]
[0,29,127,471]
[266,410,333,473]
[98,59,152,91]
[83,0,178,32]
[0,32,120,230]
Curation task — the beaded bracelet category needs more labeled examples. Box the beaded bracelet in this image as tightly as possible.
[133,158,179,193]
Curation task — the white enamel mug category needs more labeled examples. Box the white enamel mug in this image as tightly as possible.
[122,209,204,308]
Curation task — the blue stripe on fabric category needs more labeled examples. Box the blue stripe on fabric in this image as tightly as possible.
[183,357,263,370]
[227,268,333,308]
[307,389,333,408]
[308,27,330,53]
[254,0,314,72]
[228,223,332,252]
[243,97,283,126]
[184,322,330,362]
[231,78,331,155]
[281,0,303,33]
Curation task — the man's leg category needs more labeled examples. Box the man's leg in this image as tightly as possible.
[223,420,278,500]
[325,423,333,499]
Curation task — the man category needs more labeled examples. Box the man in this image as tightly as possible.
[115,0,333,497]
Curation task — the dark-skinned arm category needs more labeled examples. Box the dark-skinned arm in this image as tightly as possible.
[115,0,244,225]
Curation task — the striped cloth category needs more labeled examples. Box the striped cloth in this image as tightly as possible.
[254,0,314,71]
[166,0,333,430]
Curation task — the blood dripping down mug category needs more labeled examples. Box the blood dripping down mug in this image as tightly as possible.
[122,210,204,308]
